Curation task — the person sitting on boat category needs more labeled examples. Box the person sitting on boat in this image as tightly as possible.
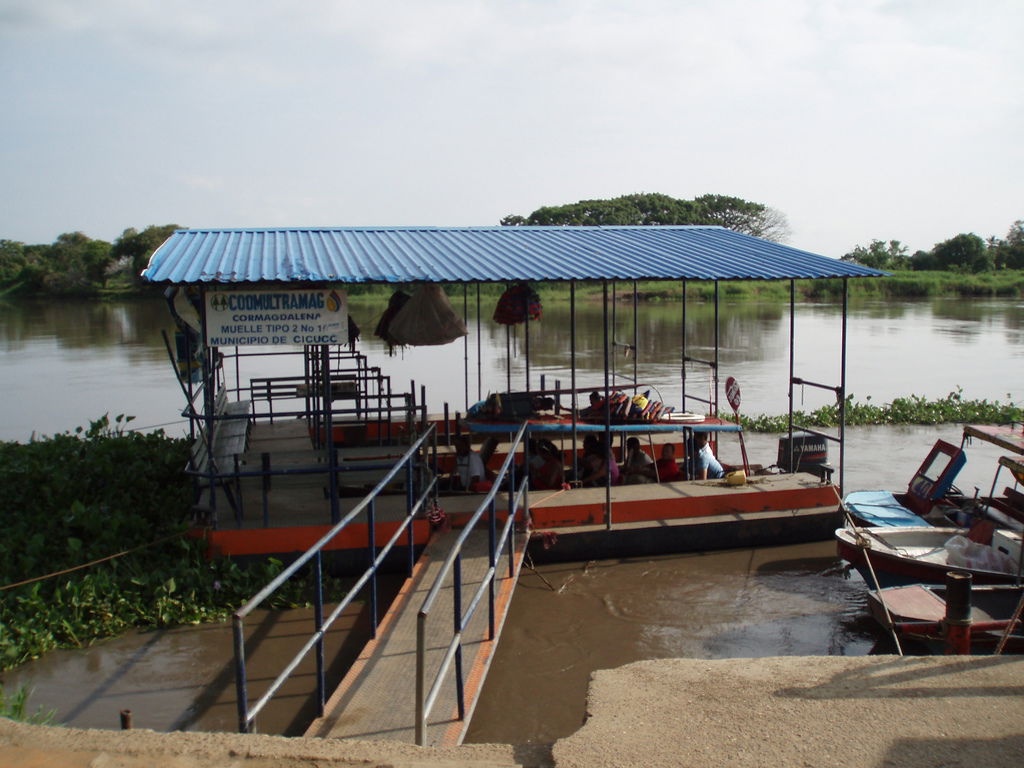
[622,436,656,484]
[694,432,725,479]
[655,443,683,482]
[452,435,489,492]
[580,435,619,487]
[531,440,565,490]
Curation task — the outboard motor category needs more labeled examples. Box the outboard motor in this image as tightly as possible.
[777,434,833,481]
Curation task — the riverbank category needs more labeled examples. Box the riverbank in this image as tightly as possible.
[3,655,1022,768]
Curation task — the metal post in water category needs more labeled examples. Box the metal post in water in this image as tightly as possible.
[454,556,465,719]
[415,614,426,746]
[313,550,325,715]
[369,498,378,636]
[233,615,250,733]
[261,453,270,528]
[406,451,415,575]
[944,571,973,655]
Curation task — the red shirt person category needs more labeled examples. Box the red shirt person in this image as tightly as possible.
[655,443,683,482]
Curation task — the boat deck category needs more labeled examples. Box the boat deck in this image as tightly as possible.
[198,418,842,563]
[305,528,524,745]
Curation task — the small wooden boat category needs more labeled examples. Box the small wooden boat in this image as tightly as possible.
[867,583,1024,652]
[842,439,966,527]
[836,525,1023,588]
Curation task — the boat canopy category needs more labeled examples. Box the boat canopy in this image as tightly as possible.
[141,226,887,285]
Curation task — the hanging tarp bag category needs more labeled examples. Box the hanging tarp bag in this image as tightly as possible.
[374,290,411,348]
[493,282,542,325]
[386,284,468,346]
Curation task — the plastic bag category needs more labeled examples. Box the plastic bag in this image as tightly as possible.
[944,535,1017,573]
[386,284,468,346]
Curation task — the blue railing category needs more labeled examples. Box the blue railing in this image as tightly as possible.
[231,424,437,733]
[414,421,530,745]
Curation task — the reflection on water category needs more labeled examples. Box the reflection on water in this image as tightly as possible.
[2,290,1024,442]
[3,294,1023,442]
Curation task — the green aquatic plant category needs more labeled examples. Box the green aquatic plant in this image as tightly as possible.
[0,419,346,669]
[740,389,1022,432]
[0,685,55,725]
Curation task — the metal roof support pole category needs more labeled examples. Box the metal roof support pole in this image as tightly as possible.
[610,281,617,388]
[681,279,687,409]
[632,280,638,386]
[603,280,612,529]
[570,281,579,482]
[505,318,511,394]
[322,344,339,525]
[524,293,531,393]
[787,279,796,472]
[198,287,218,526]
[840,278,849,495]
[476,285,482,402]
[713,281,720,418]
[463,285,469,411]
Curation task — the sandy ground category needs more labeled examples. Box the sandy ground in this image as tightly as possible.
[2,655,1023,768]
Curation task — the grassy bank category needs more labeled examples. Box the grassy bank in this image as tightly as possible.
[342,270,1024,303]
[0,416,339,670]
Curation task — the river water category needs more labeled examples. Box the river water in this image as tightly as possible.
[2,294,1022,740]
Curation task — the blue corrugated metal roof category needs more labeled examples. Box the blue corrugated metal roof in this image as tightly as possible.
[141,226,887,284]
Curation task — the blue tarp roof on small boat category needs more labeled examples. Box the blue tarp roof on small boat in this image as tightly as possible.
[141,226,887,284]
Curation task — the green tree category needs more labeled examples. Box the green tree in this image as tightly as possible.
[692,194,791,242]
[841,239,910,270]
[0,240,26,286]
[501,193,704,227]
[37,232,113,294]
[931,233,990,273]
[111,224,180,284]
[500,192,790,241]
[990,220,1024,269]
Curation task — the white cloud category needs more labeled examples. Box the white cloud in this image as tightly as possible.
[1,0,1021,254]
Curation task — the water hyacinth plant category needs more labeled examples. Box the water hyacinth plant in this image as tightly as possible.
[0,416,344,669]
[740,389,1022,432]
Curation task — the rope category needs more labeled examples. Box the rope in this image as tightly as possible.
[844,510,903,656]
[531,484,572,507]
[0,530,188,592]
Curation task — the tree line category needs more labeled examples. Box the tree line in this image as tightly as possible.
[0,224,178,296]
[2,195,1022,297]
[840,221,1024,273]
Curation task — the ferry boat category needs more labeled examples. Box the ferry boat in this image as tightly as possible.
[142,226,885,570]
[142,225,886,742]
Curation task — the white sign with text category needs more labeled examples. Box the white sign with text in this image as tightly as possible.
[204,288,347,346]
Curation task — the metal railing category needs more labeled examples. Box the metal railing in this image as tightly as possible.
[414,422,529,745]
[231,424,438,733]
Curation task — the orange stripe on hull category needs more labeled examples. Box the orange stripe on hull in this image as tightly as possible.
[201,520,434,558]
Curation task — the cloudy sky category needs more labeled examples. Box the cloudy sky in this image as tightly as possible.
[1,0,1021,258]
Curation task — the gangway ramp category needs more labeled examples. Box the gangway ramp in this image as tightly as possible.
[306,526,526,746]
